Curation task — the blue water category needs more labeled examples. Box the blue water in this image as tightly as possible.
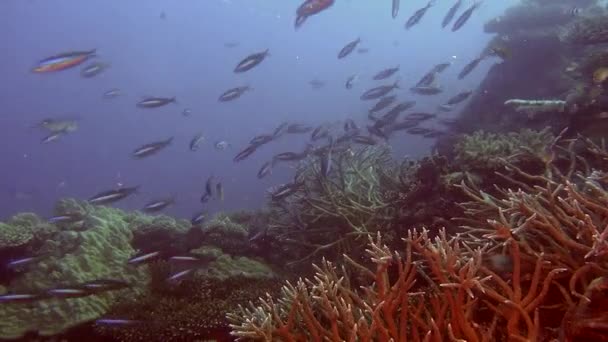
[0,0,516,220]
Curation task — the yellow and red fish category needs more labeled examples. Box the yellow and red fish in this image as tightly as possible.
[32,49,96,73]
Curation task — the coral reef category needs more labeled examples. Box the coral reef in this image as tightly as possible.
[0,204,149,339]
[453,127,554,173]
[561,14,608,45]
[227,136,608,341]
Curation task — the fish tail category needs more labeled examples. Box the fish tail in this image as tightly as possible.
[171,97,178,104]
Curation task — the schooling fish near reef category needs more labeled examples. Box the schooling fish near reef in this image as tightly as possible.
[373,66,399,80]
[234,49,269,73]
[80,61,109,78]
[405,1,435,30]
[142,197,175,213]
[132,137,173,159]
[445,90,473,105]
[32,49,96,73]
[88,186,139,205]
[452,1,482,32]
[218,86,251,102]
[458,57,484,80]
[442,0,462,28]
[257,160,274,179]
[136,96,177,108]
[361,81,399,100]
[295,0,334,29]
[338,38,361,59]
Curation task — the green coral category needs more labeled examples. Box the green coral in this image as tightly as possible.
[454,127,554,172]
[0,203,149,339]
[0,213,56,250]
[191,246,277,280]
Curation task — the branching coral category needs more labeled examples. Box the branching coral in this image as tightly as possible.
[454,127,555,172]
[228,135,608,341]
[268,145,399,264]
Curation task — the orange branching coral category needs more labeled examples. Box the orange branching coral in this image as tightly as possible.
[228,231,503,341]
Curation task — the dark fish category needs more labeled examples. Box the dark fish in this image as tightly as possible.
[287,123,313,134]
[234,49,269,73]
[389,119,419,131]
[410,85,442,95]
[216,182,224,201]
[446,90,473,105]
[191,211,206,225]
[373,66,399,80]
[392,101,416,112]
[182,108,192,117]
[132,137,173,159]
[41,132,65,144]
[250,134,274,146]
[218,86,250,102]
[422,130,446,138]
[224,41,239,48]
[357,48,370,54]
[452,1,482,32]
[79,279,130,293]
[352,135,377,145]
[273,122,290,138]
[189,133,205,151]
[0,293,42,303]
[48,213,83,224]
[379,107,403,125]
[438,104,454,112]
[458,57,483,79]
[32,49,96,73]
[102,88,122,99]
[344,119,359,132]
[128,251,161,265]
[136,97,176,108]
[295,0,335,29]
[407,127,434,135]
[95,319,140,326]
[257,161,273,179]
[405,0,435,29]
[166,269,194,283]
[270,182,302,201]
[88,186,139,205]
[368,125,389,140]
[205,176,214,199]
[432,62,451,73]
[214,140,230,151]
[309,79,325,89]
[442,0,462,28]
[234,145,258,162]
[80,62,108,78]
[273,151,307,162]
[345,74,358,89]
[392,0,400,19]
[369,95,397,113]
[142,197,175,213]
[320,138,333,178]
[416,70,436,87]
[311,124,330,141]
[160,11,166,20]
[406,112,436,121]
[361,81,399,100]
[338,38,361,59]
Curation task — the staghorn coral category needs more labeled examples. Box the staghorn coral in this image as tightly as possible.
[228,135,608,341]
[0,202,149,339]
[454,127,554,173]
